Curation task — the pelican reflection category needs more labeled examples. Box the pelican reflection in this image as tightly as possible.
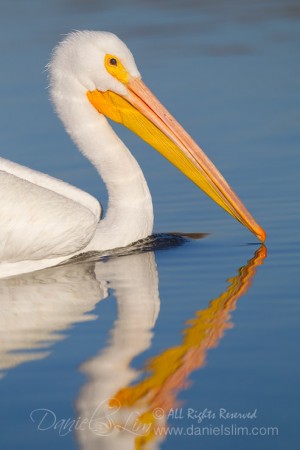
[0,251,159,379]
[75,246,266,450]
[0,261,107,377]
[0,245,266,450]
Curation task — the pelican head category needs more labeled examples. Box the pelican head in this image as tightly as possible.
[50,31,266,242]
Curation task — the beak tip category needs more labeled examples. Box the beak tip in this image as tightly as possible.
[256,228,266,243]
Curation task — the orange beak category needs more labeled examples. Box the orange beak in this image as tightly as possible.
[87,77,266,242]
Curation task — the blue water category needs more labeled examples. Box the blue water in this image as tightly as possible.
[0,1,299,449]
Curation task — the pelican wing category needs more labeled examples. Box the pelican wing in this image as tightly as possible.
[0,164,101,262]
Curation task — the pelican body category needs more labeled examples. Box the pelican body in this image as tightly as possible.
[0,31,265,277]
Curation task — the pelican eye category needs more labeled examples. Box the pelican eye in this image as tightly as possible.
[105,54,129,83]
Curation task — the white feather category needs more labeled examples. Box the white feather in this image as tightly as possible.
[0,170,99,261]
[0,31,153,277]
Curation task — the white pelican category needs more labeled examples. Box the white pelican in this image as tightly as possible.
[0,31,266,277]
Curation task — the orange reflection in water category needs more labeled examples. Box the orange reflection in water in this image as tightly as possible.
[111,245,267,449]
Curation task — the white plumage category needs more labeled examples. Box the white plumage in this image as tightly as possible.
[0,30,265,278]
[0,32,153,277]
[0,158,100,261]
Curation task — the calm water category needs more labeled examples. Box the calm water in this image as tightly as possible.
[0,1,299,449]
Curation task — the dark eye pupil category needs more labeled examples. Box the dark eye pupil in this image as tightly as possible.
[110,58,117,66]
